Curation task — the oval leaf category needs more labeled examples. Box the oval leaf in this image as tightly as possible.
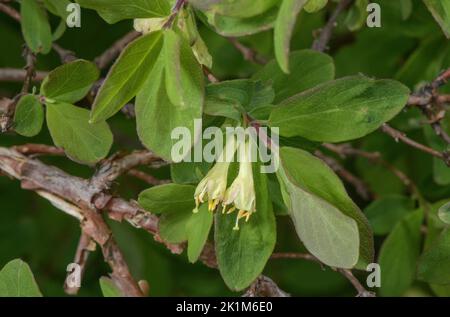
[138,184,195,214]
[215,163,276,291]
[0,259,42,297]
[135,51,203,161]
[278,147,373,268]
[91,31,163,123]
[274,0,307,73]
[13,95,44,137]
[186,203,213,263]
[47,102,113,164]
[253,49,335,103]
[378,209,424,296]
[41,59,99,103]
[76,0,170,24]
[269,75,410,142]
[21,0,52,54]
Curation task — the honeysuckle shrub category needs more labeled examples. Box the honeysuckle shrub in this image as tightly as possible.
[0,0,450,297]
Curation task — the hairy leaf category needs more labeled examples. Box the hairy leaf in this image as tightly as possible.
[253,49,335,103]
[269,75,410,142]
[278,147,368,268]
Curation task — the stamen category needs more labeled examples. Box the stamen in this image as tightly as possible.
[233,210,246,231]
[226,206,236,214]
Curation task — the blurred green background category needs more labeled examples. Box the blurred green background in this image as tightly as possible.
[1,0,450,296]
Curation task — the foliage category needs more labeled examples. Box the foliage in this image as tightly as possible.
[1,0,450,297]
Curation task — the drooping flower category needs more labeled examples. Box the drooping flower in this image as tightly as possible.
[193,134,237,213]
[222,139,256,230]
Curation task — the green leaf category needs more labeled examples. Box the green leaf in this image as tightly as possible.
[399,0,413,20]
[136,52,203,161]
[43,0,71,19]
[253,49,335,103]
[186,204,213,263]
[200,7,278,37]
[269,75,410,142]
[13,95,44,137]
[378,209,424,296]
[424,125,450,185]
[159,210,192,244]
[274,0,307,73]
[278,147,370,269]
[90,31,163,123]
[364,195,415,236]
[206,79,274,114]
[344,0,369,31]
[423,0,450,38]
[138,184,195,214]
[163,30,205,109]
[0,259,42,297]
[52,19,67,41]
[171,161,212,184]
[46,102,113,164]
[99,277,122,297]
[76,0,170,23]
[418,227,450,284]
[41,59,99,104]
[215,163,276,291]
[304,0,328,13]
[20,0,52,54]
[438,202,450,224]
[207,0,279,18]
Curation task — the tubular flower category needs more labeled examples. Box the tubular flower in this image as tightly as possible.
[222,140,256,231]
[193,134,237,213]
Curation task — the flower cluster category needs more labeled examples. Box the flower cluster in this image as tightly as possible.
[193,134,256,230]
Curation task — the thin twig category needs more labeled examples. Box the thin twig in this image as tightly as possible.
[226,37,268,65]
[243,276,290,297]
[312,0,353,52]
[271,252,374,297]
[203,66,219,83]
[20,46,36,94]
[315,150,372,200]
[0,2,20,22]
[127,169,171,186]
[64,232,95,295]
[381,124,449,166]
[90,151,163,192]
[0,68,48,82]
[162,0,186,29]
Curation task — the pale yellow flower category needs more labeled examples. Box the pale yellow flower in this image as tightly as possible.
[222,140,256,230]
[193,134,237,212]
